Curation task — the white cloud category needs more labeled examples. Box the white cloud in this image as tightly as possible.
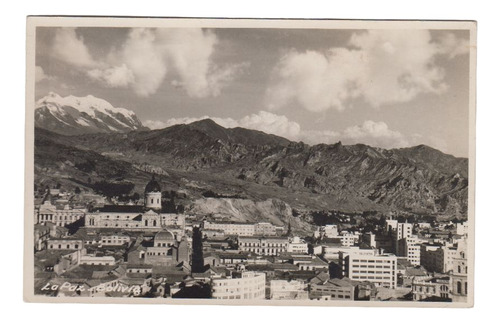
[266,30,469,112]
[113,28,170,97]
[35,66,50,83]
[435,33,470,59]
[52,28,246,98]
[342,120,409,148]
[51,28,97,68]
[87,64,135,88]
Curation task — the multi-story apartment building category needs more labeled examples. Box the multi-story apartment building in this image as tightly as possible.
[340,252,397,289]
[211,272,266,300]
[396,235,422,266]
[385,220,413,240]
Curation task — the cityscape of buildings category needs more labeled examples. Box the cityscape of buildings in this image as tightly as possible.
[33,177,469,302]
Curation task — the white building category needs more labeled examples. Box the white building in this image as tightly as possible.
[397,223,413,240]
[339,231,359,247]
[85,208,163,230]
[203,221,255,236]
[322,245,376,260]
[85,178,185,231]
[386,220,413,240]
[397,235,422,266]
[238,236,288,256]
[211,272,266,300]
[340,252,397,289]
[450,240,468,302]
[287,236,308,254]
[36,201,86,227]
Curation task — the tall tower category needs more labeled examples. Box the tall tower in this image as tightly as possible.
[144,175,162,210]
[191,226,204,273]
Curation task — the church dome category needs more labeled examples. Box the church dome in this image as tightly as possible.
[154,230,174,242]
[145,176,162,193]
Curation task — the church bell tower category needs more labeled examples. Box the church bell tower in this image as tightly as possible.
[144,175,162,210]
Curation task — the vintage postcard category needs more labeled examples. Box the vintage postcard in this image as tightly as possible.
[25,17,476,306]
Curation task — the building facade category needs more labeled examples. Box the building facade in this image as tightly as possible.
[397,235,422,266]
[203,221,255,236]
[340,252,397,289]
[412,276,451,301]
[420,243,457,273]
[450,240,468,302]
[211,272,266,300]
[36,201,86,227]
[287,236,308,254]
[238,237,288,256]
[47,239,84,250]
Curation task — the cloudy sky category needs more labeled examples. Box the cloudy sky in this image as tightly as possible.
[35,27,470,157]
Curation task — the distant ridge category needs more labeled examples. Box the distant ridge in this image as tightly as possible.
[34,118,468,216]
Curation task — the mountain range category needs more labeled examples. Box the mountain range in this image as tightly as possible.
[33,93,469,224]
[35,92,147,135]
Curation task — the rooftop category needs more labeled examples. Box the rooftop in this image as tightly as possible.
[97,205,146,213]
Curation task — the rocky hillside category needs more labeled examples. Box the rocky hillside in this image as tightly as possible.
[34,119,469,217]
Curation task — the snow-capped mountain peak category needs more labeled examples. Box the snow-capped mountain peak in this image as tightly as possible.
[35,92,147,135]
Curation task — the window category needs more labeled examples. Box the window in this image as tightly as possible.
[457,281,462,294]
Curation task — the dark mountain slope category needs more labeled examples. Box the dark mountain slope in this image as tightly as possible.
[34,119,468,216]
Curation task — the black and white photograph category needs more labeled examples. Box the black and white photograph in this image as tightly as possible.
[24,17,476,306]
